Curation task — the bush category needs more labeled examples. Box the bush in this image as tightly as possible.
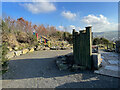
[93,37,100,45]
[93,37,109,45]
[2,33,19,48]
[1,42,9,73]
[2,42,8,63]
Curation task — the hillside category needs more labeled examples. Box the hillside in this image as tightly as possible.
[93,31,119,41]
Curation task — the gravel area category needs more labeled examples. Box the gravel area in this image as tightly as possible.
[2,50,120,88]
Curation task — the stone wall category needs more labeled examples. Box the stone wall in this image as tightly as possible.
[5,47,34,59]
[5,45,71,60]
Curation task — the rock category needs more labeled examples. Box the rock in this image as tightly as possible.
[19,43,26,48]
[66,55,74,65]
[34,46,37,50]
[29,47,34,52]
[57,55,64,58]
[61,57,66,61]
[56,46,61,50]
[72,64,86,70]
[72,64,80,70]
[57,63,68,71]
[5,51,15,59]
[56,59,62,64]
[57,55,66,61]
[14,51,22,56]
[66,53,73,56]
[9,48,13,51]
[40,47,44,50]
[66,44,70,47]
[43,47,50,50]
[35,46,41,51]
[61,47,67,50]
[50,46,57,50]
[71,47,73,49]
[7,46,13,51]
[56,57,69,71]
[13,47,19,51]
[22,49,29,54]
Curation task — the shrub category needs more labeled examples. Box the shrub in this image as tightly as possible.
[93,37,100,45]
[93,37,110,45]
[1,42,9,73]
[2,42,8,63]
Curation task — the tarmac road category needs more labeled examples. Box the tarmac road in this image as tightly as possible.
[2,50,119,88]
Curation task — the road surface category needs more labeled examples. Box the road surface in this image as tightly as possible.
[2,50,119,88]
